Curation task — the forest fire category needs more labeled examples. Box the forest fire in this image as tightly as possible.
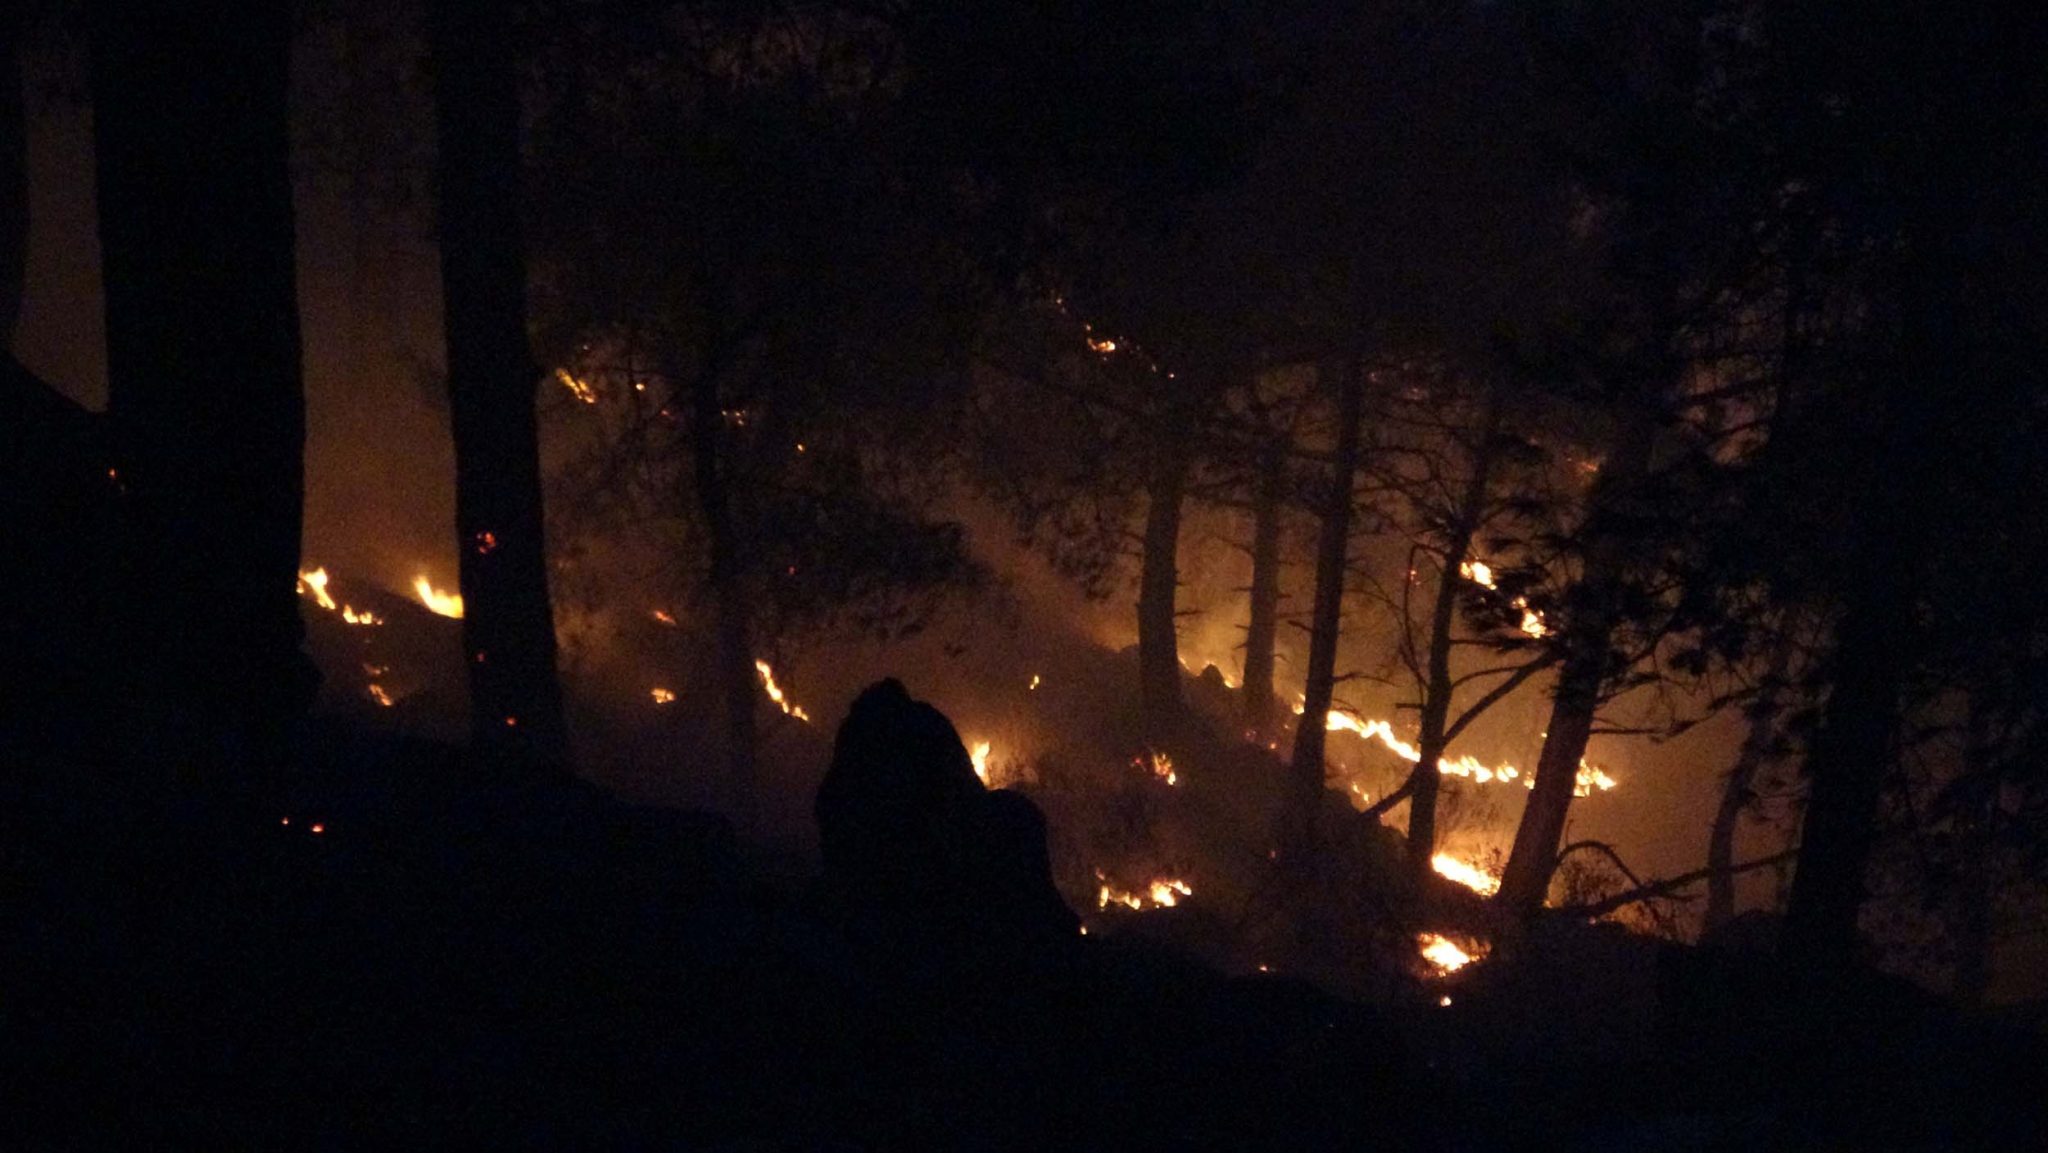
[1306,703,1618,796]
[1459,559,1548,638]
[298,567,386,625]
[1430,853,1501,896]
[413,576,464,618]
[754,659,810,721]
[1417,932,1485,975]
[555,367,598,404]
[1096,872,1193,911]
[970,739,992,784]
[1136,749,1177,786]
[650,687,676,705]
[297,567,337,611]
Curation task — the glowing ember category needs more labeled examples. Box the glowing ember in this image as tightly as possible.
[342,606,382,626]
[650,687,677,705]
[1028,674,1041,691]
[366,684,394,708]
[1431,853,1501,896]
[970,740,993,784]
[1418,932,1484,974]
[1133,749,1177,786]
[555,367,598,404]
[754,659,811,722]
[1095,871,1193,911]
[309,823,326,835]
[1087,336,1117,353]
[414,576,464,618]
[651,609,678,626]
[297,568,337,611]
[1459,558,1549,638]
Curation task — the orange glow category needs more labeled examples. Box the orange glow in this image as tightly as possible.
[1431,853,1501,896]
[366,684,394,708]
[651,609,678,626]
[1133,749,1177,786]
[297,568,337,612]
[970,740,993,785]
[414,576,464,618]
[755,659,811,722]
[555,368,598,404]
[1460,558,1548,638]
[651,687,677,705]
[1095,871,1192,911]
[1418,932,1484,974]
[1299,699,1617,797]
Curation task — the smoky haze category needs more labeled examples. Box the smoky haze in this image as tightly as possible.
[13,23,1759,912]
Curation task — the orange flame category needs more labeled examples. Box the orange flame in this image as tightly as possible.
[970,740,993,785]
[297,568,337,612]
[1095,870,1192,911]
[1460,559,1548,638]
[414,576,464,618]
[1431,853,1501,896]
[1418,932,1484,974]
[650,687,677,705]
[1301,700,1617,796]
[754,659,810,722]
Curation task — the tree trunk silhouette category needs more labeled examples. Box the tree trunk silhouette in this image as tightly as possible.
[1782,241,1946,969]
[1137,440,1188,735]
[1704,665,1789,935]
[431,0,568,770]
[1495,405,1655,917]
[92,0,312,795]
[692,366,758,820]
[1240,439,1284,738]
[1779,544,1906,967]
[1405,433,1499,881]
[1281,362,1363,861]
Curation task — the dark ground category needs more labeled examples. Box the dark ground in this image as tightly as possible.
[4,718,2043,1151]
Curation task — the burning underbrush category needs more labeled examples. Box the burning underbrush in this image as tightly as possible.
[294,564,1628,1001]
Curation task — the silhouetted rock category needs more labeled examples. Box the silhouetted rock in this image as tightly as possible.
[815,678,1077,951]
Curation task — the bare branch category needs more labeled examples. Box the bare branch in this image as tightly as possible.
[1557,848,1802,919]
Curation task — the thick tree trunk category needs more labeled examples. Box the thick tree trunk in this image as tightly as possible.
[1240,440,1284,738]
[1495,406,1655,917]
[1779,558,1906,967]
[93,0,311,793]
[1782,243,1944,969]
[1137,443,1188,734]
[432,0,568,771]
[1281,363,1363,860]
[692,370,758,819]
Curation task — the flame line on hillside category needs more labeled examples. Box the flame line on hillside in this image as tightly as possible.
[1299,699,1617,796]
